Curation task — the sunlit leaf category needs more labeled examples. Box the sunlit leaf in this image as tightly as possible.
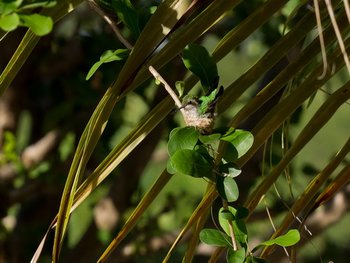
[221,129,254,159]
[217,176,239,202]
[86,49,130,80]
[219,162,241,178]
[219,206,248,245]
[0,13,19,31]
[259,229,300,247]
[253,229,300,252]
[20,14,53,36]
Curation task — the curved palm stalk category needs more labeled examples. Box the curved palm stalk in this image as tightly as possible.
[244,42,350,212]
[260,81,350,257]
[97,170,173,262]
[218,7,318,113]
[120,0,242,97]
[0,0,84,97]
[52,0,194,261]
[313,163,350,209]
[229,11,349,127]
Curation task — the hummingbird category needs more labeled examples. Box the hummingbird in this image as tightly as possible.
[182,85,223,134]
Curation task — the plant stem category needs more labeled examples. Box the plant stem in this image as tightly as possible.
[222,199,238,250]
[148,66,184,110]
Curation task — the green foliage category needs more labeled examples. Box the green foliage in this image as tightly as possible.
[227,247,246,263]
[20,14,53,35]
[216,176,239,202]
[182,43,218,93]
[112,0,140,38]
[253,229,301,252]
[167,127,199,156]
[199,228,232,247]
[221,129,254,160]
[1,0,349,262]
[86,49,130,80]
[0,0,55,35]
[170,149,213,178]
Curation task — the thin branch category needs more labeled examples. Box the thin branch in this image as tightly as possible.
[325,0,350,75]
[313,0,328,79]
[88,0,133,49]
[343,0,350,24]
[148,66,183,109]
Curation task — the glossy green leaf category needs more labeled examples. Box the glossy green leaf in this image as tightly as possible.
[170,149,212,177]
[0,13,19,31]
[199,228,231,247]
[221,129,254,159]
[113,0,140,38]
[259,229,300,247]
[86,49,130,80]
[182,43,218,93]
[168,127,199,156]
[217,176,239,202]
[219,162,241,178]
[20,14,53,36]
[227,247,245,263]
[219,206,248,245]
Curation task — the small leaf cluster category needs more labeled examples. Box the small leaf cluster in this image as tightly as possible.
[167,126,253,203]
[200,205,300,263]
[0,0,55,35]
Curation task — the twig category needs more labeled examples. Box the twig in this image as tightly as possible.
[148,66,184,110]
[325,0,350,76]
[222,200,238,251]
[313,0,328,79]
[88,0,133,50]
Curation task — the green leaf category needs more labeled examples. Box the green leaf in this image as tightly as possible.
[219,206,248,245]
[168,127,199,156]
[0,0,22,15]
[220,209,235,221]
[221,129,254,159]
[199,133,221,144]
[166,159,176,174]
[199,228,232,247]
[86,49,130,80]
[182,43,218,93]
[227,247,245,263]
[175,81,185,97]
[217,176,239,202]
[0,13,19,31]
[20,14,53,36]
[219,162,241,178]
[113,0,140,38]
[170,149,212,177]
[259,229,300,247]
